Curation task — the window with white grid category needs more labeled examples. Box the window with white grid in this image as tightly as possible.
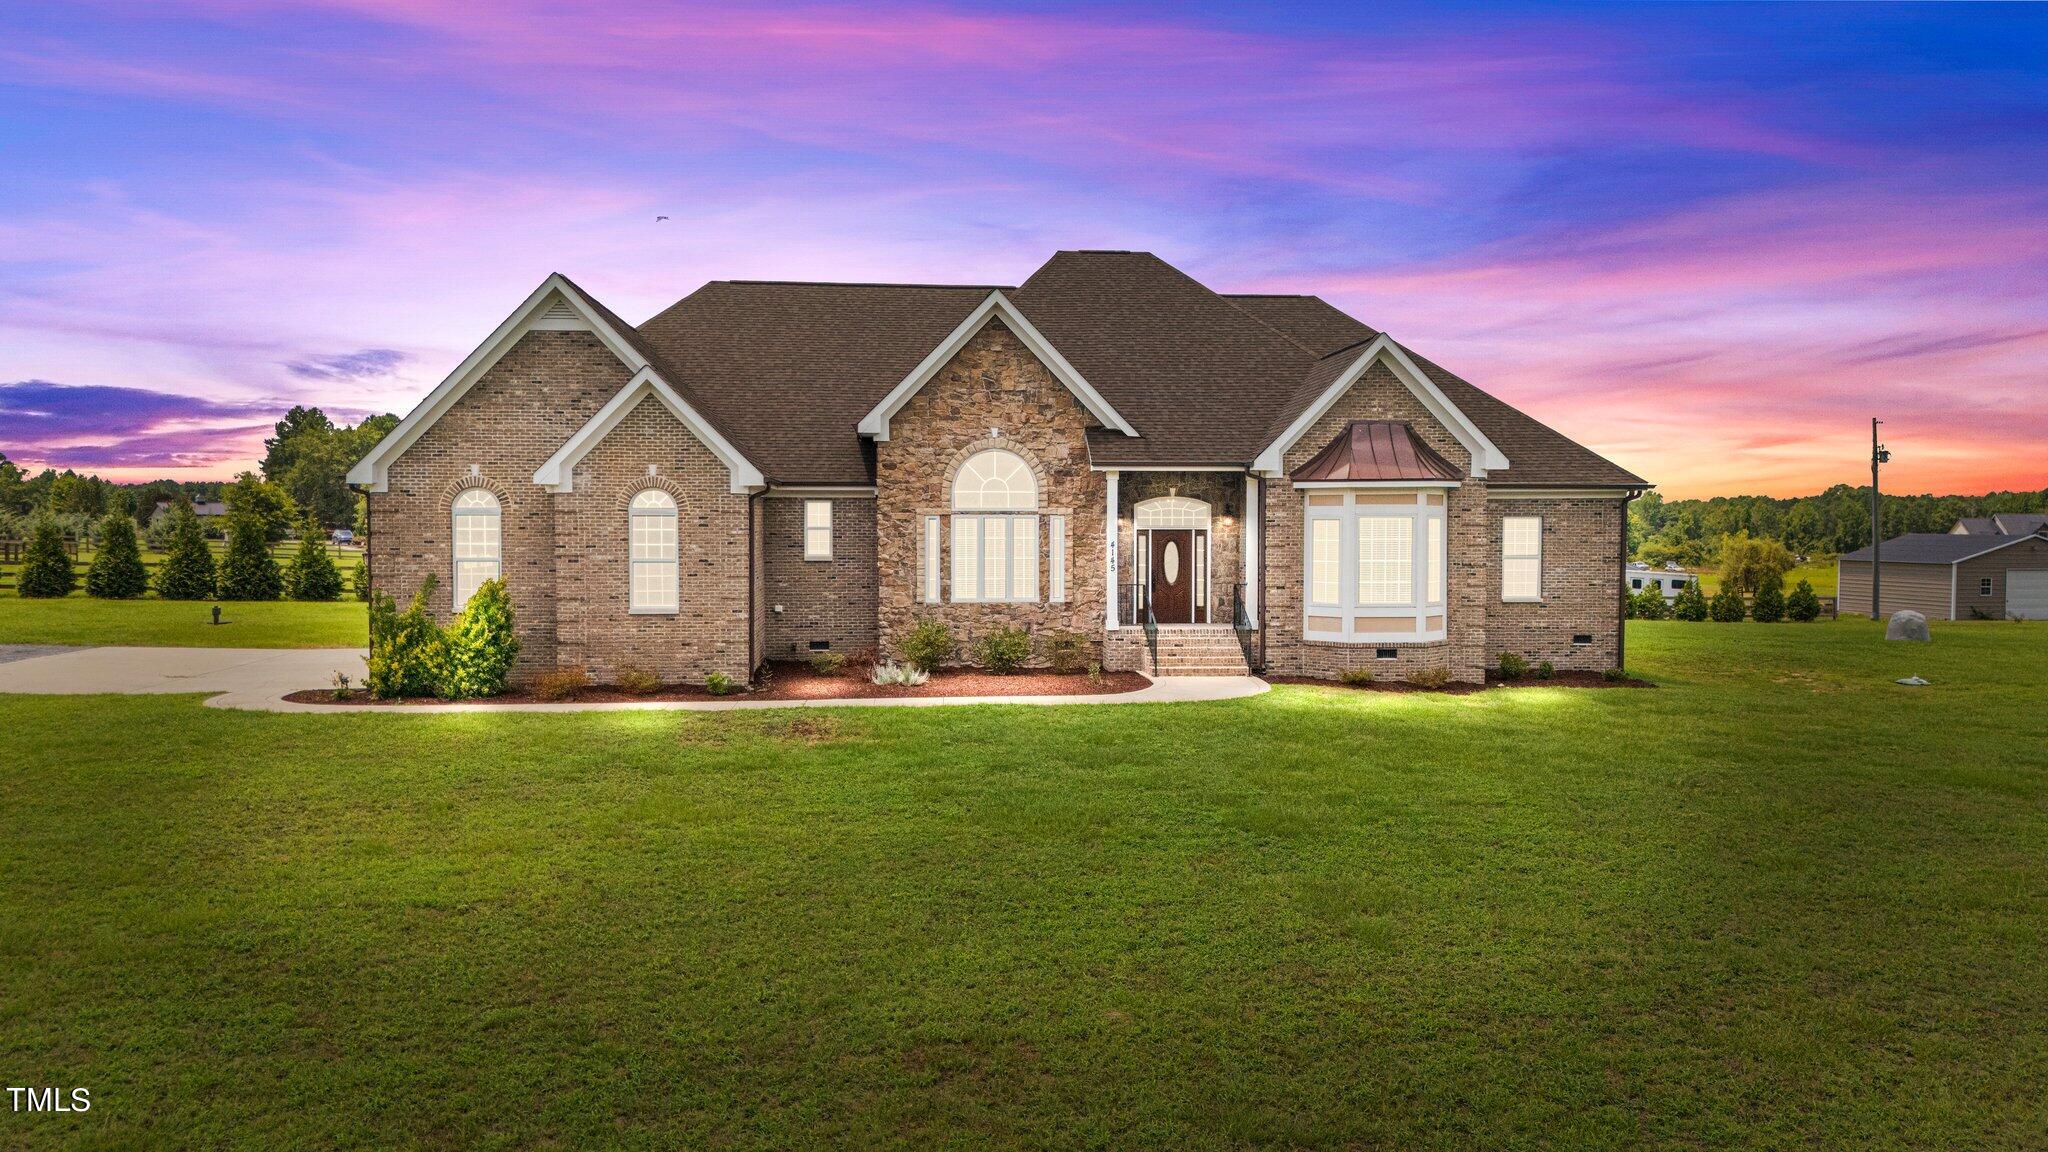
[803,500,832,561]
[1301,489,1449,642]
[451,488,501,612]
[1356,516,1413,606]
[1309,517,1341,606]
[1427,516,1445,605]
[949,449,1039,603]
[629,489,678,613]
[1501,516,1542,602]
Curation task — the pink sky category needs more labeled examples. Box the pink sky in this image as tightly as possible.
[2,1,2044,499]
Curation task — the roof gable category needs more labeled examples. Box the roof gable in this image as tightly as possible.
[533,368,763,494]
[1253,335,1508,479]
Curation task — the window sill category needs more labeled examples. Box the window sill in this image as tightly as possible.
[628,607,679,616]
[1502,596,1545,604]
[804,555,833,563]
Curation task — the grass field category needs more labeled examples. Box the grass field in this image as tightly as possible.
[0,598,366,648]
[1697,558,1838,598]
[3,619,2044,1148]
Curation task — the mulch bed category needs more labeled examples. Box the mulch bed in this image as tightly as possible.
[283,661,1149,706]
[1266,669,1654,694]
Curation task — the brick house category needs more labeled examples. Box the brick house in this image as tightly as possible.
[349,251,1648,685]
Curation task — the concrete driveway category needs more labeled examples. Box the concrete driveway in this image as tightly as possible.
[0,646,367,710]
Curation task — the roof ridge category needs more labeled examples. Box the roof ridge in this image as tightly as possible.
[712,279,1014,290]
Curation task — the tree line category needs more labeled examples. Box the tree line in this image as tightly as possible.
[1628,484,2048,567]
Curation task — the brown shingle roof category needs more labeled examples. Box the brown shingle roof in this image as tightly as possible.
[1291,421,1461,483]
[596,252,1644,489]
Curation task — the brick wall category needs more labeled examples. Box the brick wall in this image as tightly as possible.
[762,496,880,658]
[1483,496,1624,671]
[874,320,1106,666]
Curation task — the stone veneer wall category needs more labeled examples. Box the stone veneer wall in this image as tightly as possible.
[1260,358,1490,684]
[1483,496,1624,671]
[762,496,880,659]
[1116,472,1245,625]
[369,330,631,678]
[551,394,752,685]
[873,319,1107,666]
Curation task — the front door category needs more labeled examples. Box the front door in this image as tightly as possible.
[1149,529,1195,623]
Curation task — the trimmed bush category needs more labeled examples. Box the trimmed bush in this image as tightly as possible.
[1497,652,1529,680]
[366,576,446,700]
[613,666,662,694]
[1672,582,1709,622]
[704,671,735,696]
[1042,631,1090,674]
[1535,660,1555,680]
[898,617,955,672]
[1749,578,1786,624]
[216,513,283,601]
[1709,584,1746,622]
[154,507,216,601]
[971,625,1032,673]
[16,519,76,599]
[1602,665,1629,683]
[285,515,343,601]
[1630,588,1671,620]
[1405,666,1452,689]
[1786,579,1822,622]
[350,558,370,602]
[534,666,590,701]
[1339,667,1375,687]
[807,651,846,676]
[85,514,147,599]
[438,577,519,700]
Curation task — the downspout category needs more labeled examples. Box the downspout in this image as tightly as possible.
[1256,474,1268,672]
[1618,490,1638,673]
[746,490,760,679]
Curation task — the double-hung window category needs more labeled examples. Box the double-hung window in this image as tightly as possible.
[1501,516,1543,602]
[950,449,1039,603]
[451,488,501,612]
[629,490,679,613]
[803,500,833,561]
[1302,489,1448,643]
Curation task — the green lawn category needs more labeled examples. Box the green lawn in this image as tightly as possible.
[0,597,366,648]
[3,620,2044,1149]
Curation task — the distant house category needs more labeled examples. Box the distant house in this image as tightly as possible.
[154,500,228,519]
[1838,529,2048,620]
[1950,513,2047,537]
[1624,561,1696,600]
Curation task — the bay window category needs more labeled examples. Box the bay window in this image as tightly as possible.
[1301,488,1449,643]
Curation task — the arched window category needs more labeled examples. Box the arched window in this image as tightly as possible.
[1134,496,1211,529]
[949,449,1038,602]
[629,489,678,613]
[451,488,501,611]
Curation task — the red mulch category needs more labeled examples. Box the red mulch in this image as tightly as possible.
[1266,669,1653,694]
[283,661,1149,707]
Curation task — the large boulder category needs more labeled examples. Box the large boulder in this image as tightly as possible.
[1886,610,1931,642]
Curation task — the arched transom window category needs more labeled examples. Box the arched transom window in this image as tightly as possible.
[1135,496,1211,529]
[948,449,1039,602]
[451,488,501,611]
[629,489,679,613]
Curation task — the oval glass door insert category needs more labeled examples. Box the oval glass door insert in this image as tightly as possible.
[1163,541,1180,583]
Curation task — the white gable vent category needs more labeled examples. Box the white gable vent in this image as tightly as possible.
[530,295,589,331]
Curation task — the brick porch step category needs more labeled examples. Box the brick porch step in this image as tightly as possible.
[1138,626,1252,677]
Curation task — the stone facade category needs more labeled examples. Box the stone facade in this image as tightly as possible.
[762,496,880,658]
[873,319,1107,667]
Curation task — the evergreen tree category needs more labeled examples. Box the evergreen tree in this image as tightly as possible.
[216,512,283,600]
[1786,579,1823,623]
[1750,577,1786,623]
[16,518,77,598]
[351,557,370,602]
[367,576,446,699]
[85,513,148,599]
[154,505,217,600]
[1631,588,1671,620]
[1709,583,1747,622]
[285,514,343,601]
[1671,582,1709,621]
[438,577,519,699]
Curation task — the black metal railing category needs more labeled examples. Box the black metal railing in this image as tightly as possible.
[1123,578,1158,670]
[1229,581,1260,671]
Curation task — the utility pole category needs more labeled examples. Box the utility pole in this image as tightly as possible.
[1869,418,1890,620]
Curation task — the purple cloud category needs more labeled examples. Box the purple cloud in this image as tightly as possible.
[0,380,367,472]
[284,348,409,381]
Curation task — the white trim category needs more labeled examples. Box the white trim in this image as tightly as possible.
[1300,488,1445,644]
[764,486,876,498]
[1252,334,1507,479]
[1105,469,1120,630]
[1950,567,1958,620]
[1242,474,1258,623]
[532,367,766,495]
[350,274,730,492]
[1293,479,1460,490]
[1945,533,2048,564]
[1501,514,1543,603]
[1087,464,1246,472]
[858,291,1138,441]
[802,499,833,562]
[1487,487,1640,500]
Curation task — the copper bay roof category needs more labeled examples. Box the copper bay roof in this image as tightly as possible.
[1291,421,1463,483]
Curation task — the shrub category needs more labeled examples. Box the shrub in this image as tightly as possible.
[1339,667,1375,687]
[807,650,846,676]
[1042,631,1090,674]
[898,617,955,671]
[1405,666,1452,689]
[1630,588,1670,620]
[216,512,283,601]
[85,514,147,599]
[1749,577,1786,624]
[153,507,216,601]
[366,576,445,700]
[351,558,370,602]
[533,666,590,701]
[1497,652,1529,680]
[1086,661,1103,685]
[1715,532,1797,596]
[704,671,735,696]
[971,625,1032,673]
[437,577,519,699]
[330,671,355,702]
[1709,583,1746,622]
[870,660,928,687]
[613,665,662,694]
[1786,578,1822,622]
[1671,582,1709,622]
[16,519,76,599]
[285,515,343,601]
[1535,660,1555,680]
[1602,666,1629,683]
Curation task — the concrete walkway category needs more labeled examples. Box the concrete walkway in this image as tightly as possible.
[0,645,1268,713]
